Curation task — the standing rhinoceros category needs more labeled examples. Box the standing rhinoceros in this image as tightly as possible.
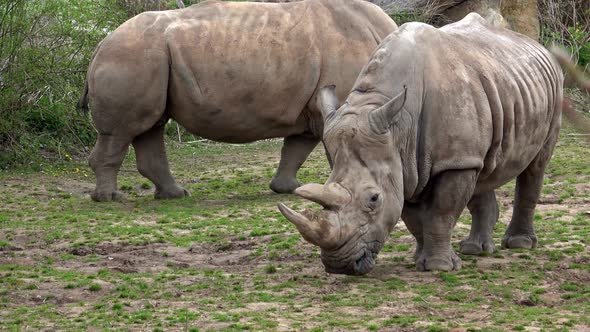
[78,0,397,202]
[279,13,564,275]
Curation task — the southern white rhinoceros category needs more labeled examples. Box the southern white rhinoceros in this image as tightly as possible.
[279,13,564,275]
[78,0,397,202]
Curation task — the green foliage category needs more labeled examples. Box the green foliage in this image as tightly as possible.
[567,24,590,67]
[389,11,426,26]
[389,7,438,26]
[0,0,129,169]
[539,0,590,69]
[543,23,590,68]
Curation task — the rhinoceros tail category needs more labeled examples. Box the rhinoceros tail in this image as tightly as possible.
[77,79,89,114]
[550,46,590,137]
[77,40,105,115]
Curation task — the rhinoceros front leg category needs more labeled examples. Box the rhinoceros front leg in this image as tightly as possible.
[460,191,498,255]
[411,170,477,272]
[401,203,424,261]
[270,135,320,194]
[132,123,190,200]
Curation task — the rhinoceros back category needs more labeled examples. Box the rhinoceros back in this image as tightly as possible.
[413,14,563,190]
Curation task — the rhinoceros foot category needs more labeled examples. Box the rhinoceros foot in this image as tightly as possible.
[415,249,462,272]
[155,186,190,200]
[501,233,537,249]
[459,236,495,255]
[91,190,125,202]
[269,177,301,194]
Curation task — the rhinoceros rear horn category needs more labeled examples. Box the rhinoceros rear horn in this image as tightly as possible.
[369,86,408,135]
[317,85,340,122]
[294,183,350,210]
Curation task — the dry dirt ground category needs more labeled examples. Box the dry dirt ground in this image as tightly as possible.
[0,128,589,331]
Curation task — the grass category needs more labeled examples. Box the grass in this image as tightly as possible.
[0,123,589,331]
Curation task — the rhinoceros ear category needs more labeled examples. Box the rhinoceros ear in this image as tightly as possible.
[317,85,340,122]
[368,86,407,135]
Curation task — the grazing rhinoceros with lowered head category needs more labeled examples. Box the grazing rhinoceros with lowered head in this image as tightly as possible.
[78,0,397,202]
[279,13,564,275]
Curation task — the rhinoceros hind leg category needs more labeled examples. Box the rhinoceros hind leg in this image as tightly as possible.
[460,191,498,255]
[502,130,558,249]
[132,122,190,200]
[89,134,131,202]
[501,163,542,249]
[270,135,320,194]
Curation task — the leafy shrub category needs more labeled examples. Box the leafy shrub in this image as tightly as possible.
[0,0,128,169]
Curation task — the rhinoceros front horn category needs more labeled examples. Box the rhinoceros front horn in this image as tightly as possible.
[278,183,349,248]
[369,86,408,134]
[277,203,341,248]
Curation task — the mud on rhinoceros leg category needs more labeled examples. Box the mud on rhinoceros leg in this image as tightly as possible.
[410,170,477,272]
[270,134,320,194]
[460,191,499,255]
[89,133,131,202]
[132,122,190,200]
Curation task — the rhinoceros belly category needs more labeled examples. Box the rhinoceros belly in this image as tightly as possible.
[164,4,322,143]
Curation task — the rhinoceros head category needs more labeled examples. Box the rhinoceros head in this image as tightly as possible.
[278,84,407,275]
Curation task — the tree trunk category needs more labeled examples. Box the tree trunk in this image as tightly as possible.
[501,0,540,40]
[253,0,542,40]
[371,0,539,40]
[442,0,507,28]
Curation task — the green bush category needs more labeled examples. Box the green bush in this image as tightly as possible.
[0,0,128,169]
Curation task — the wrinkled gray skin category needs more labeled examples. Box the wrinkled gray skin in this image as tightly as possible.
[79,0,396,202]
[279,13,564,275]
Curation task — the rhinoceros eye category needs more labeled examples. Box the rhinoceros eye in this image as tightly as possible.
[363,191,382,213]
[370,194,379,202]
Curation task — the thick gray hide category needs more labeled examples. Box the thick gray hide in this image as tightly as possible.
[82,0,396,201]
[280,13,563,275]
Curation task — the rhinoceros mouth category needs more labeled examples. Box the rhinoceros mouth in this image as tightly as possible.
[353,248,378,274]
[322,247,378,275]
[321,241,383,275]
